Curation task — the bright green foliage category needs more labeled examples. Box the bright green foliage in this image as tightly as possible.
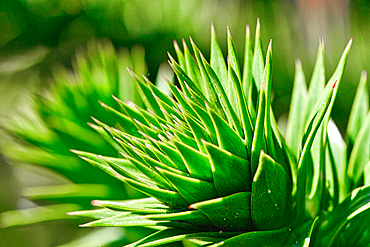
[72,21,370,246]
[0,41,148,243]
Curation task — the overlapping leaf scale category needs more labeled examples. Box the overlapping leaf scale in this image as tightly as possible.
[204,141,251,197]
[171,139,212,182]
[251,151,292,230]
[191,192,253,231]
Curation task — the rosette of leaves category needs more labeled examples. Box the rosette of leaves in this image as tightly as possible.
[1,41,147,231]
[71,21,370,246]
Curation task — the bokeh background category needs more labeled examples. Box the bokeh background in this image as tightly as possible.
[1,0,370,246]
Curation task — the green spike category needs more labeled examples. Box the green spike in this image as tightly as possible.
[123,154,174,191]
[242,25,254,116]
[295,82,335,225]
[187,97,217,143]
[252,19,264,91]
[210,24,228,92]
[201,55,243,137]
[250,81,267,176]
[181,109,213,153]
[182,38,203,91]
[263,40,276,159]
[127,68,165,119]
[168,53,202,96]
[228,63,253,150]
[208,106,248,160]
[149,137,188,173]
[173,40,186,70]
[91,198,171,214]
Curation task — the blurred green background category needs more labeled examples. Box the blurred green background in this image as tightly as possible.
[1,0,370,246]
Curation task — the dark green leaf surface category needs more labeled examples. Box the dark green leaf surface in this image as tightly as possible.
[191,192,253,231]
[205,141,251,196]
[157,167,217,205]
[208,106,248,160]
[251,152,292,230]
[172,139,212,182]
[211,227,291,247]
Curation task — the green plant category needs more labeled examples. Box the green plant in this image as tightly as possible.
[67,21,369,246]
[0,40,152,245]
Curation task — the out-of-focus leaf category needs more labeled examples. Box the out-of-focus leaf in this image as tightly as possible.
[286,59,307,158]
[58,228,126,247]
[1,204,82,228]
[347,112,370,187]
[295,82,334,225]
[346,71,369,153]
